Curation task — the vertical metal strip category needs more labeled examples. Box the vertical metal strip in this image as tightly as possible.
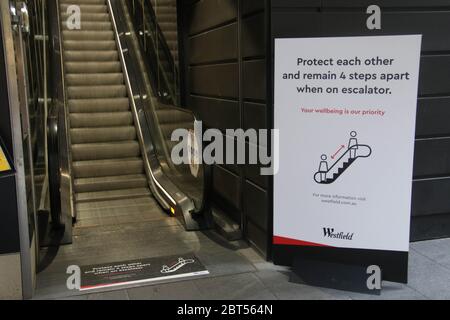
[0,0,33,299]
[265,0,274,260]
[237,0,246,234]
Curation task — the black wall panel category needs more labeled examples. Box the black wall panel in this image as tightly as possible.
[419,56,450,96]
[213,165,241,208]
[244,102,267,131]
[180,0,450,257]
[411,213,450,241]
[242,12,266,57]
[180,0,271,256]
[412,179,450,217]
[416,98,450,138]
[244,181,268,231]
[0,27,13,162]
[414,139,450,178]
[0,176,20,254]
[243,60,266,101]
[187,0,237,35]
[190,95,240,130]
[242,0,265,15]
[321,12,450,52]
[0,30,20,254]
[322,0,450,8]
[189,23,238,64]
[189,63,239,98]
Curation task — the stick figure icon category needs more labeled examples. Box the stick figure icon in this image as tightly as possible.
[348,131,359,159]
[319,154,328,182]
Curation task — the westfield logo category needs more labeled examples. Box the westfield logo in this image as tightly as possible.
[323,228,354,240]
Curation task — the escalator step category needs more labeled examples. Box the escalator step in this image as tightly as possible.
[76,197,156,213]
[66,73,124,86]
[62,21,112,31]
[75,188,151,203]
[67,85,127,99]
[158,22,177,30]
[62,30,114,41]
[59,0,153,206]
[72,141,141,161]
[64,40,116,51]
[60,4,108,14]
[156,13,176,23]
[68,98,130,113]
[153,6,176,15]
[73,157,144,178]
[74,174,148,193]
[60,12,110,23]
[70,112,133,128]
[71,126,136,144]
[65,61,122,73]
[60,0,105,4]
[163,31,177,42]
[64,50,118,62]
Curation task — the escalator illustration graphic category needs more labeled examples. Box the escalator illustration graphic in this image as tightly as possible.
[314,144,372,184]
[160,257,196,274]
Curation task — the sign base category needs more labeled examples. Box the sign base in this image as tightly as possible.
[291,256,381,295]
[273,244,408,284]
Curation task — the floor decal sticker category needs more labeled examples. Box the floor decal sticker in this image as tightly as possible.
[79,253,208,291]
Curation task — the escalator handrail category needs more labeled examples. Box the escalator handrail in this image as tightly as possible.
[127,0,179,106]
[132,2,211,216]
[143,0,179,104]
[47,103,62,228]
[144,0,178,80]
[125,3,212,216]
[47,0,75,226]
[108,0,211,224]
[108,0,186,208]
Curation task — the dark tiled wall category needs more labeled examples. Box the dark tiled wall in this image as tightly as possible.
[179,0,271,256]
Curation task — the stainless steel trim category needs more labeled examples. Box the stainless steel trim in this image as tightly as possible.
[107,0,197,219]
[13,0,39,286]
[107,0,175,207]
[55,0,75,226]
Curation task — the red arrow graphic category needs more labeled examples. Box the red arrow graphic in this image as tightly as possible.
[331,145,346,159]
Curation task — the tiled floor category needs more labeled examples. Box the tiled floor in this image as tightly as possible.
[35,238,450,300]
[34,198,450,300]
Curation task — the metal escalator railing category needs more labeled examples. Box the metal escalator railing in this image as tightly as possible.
[126,0,179,106]
[119,0,208,211]
[108,0,211,230]
[46,0,74,237]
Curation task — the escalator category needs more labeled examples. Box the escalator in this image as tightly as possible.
[314,144,372,184]
[47,0,212,241]
[60,0,153,222]
[0,0,252,298]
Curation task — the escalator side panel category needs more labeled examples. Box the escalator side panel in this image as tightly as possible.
[109,0,213,230]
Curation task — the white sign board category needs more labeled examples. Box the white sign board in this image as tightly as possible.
[274,35,422,252]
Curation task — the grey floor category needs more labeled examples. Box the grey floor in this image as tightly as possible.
[34,199,450,299]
